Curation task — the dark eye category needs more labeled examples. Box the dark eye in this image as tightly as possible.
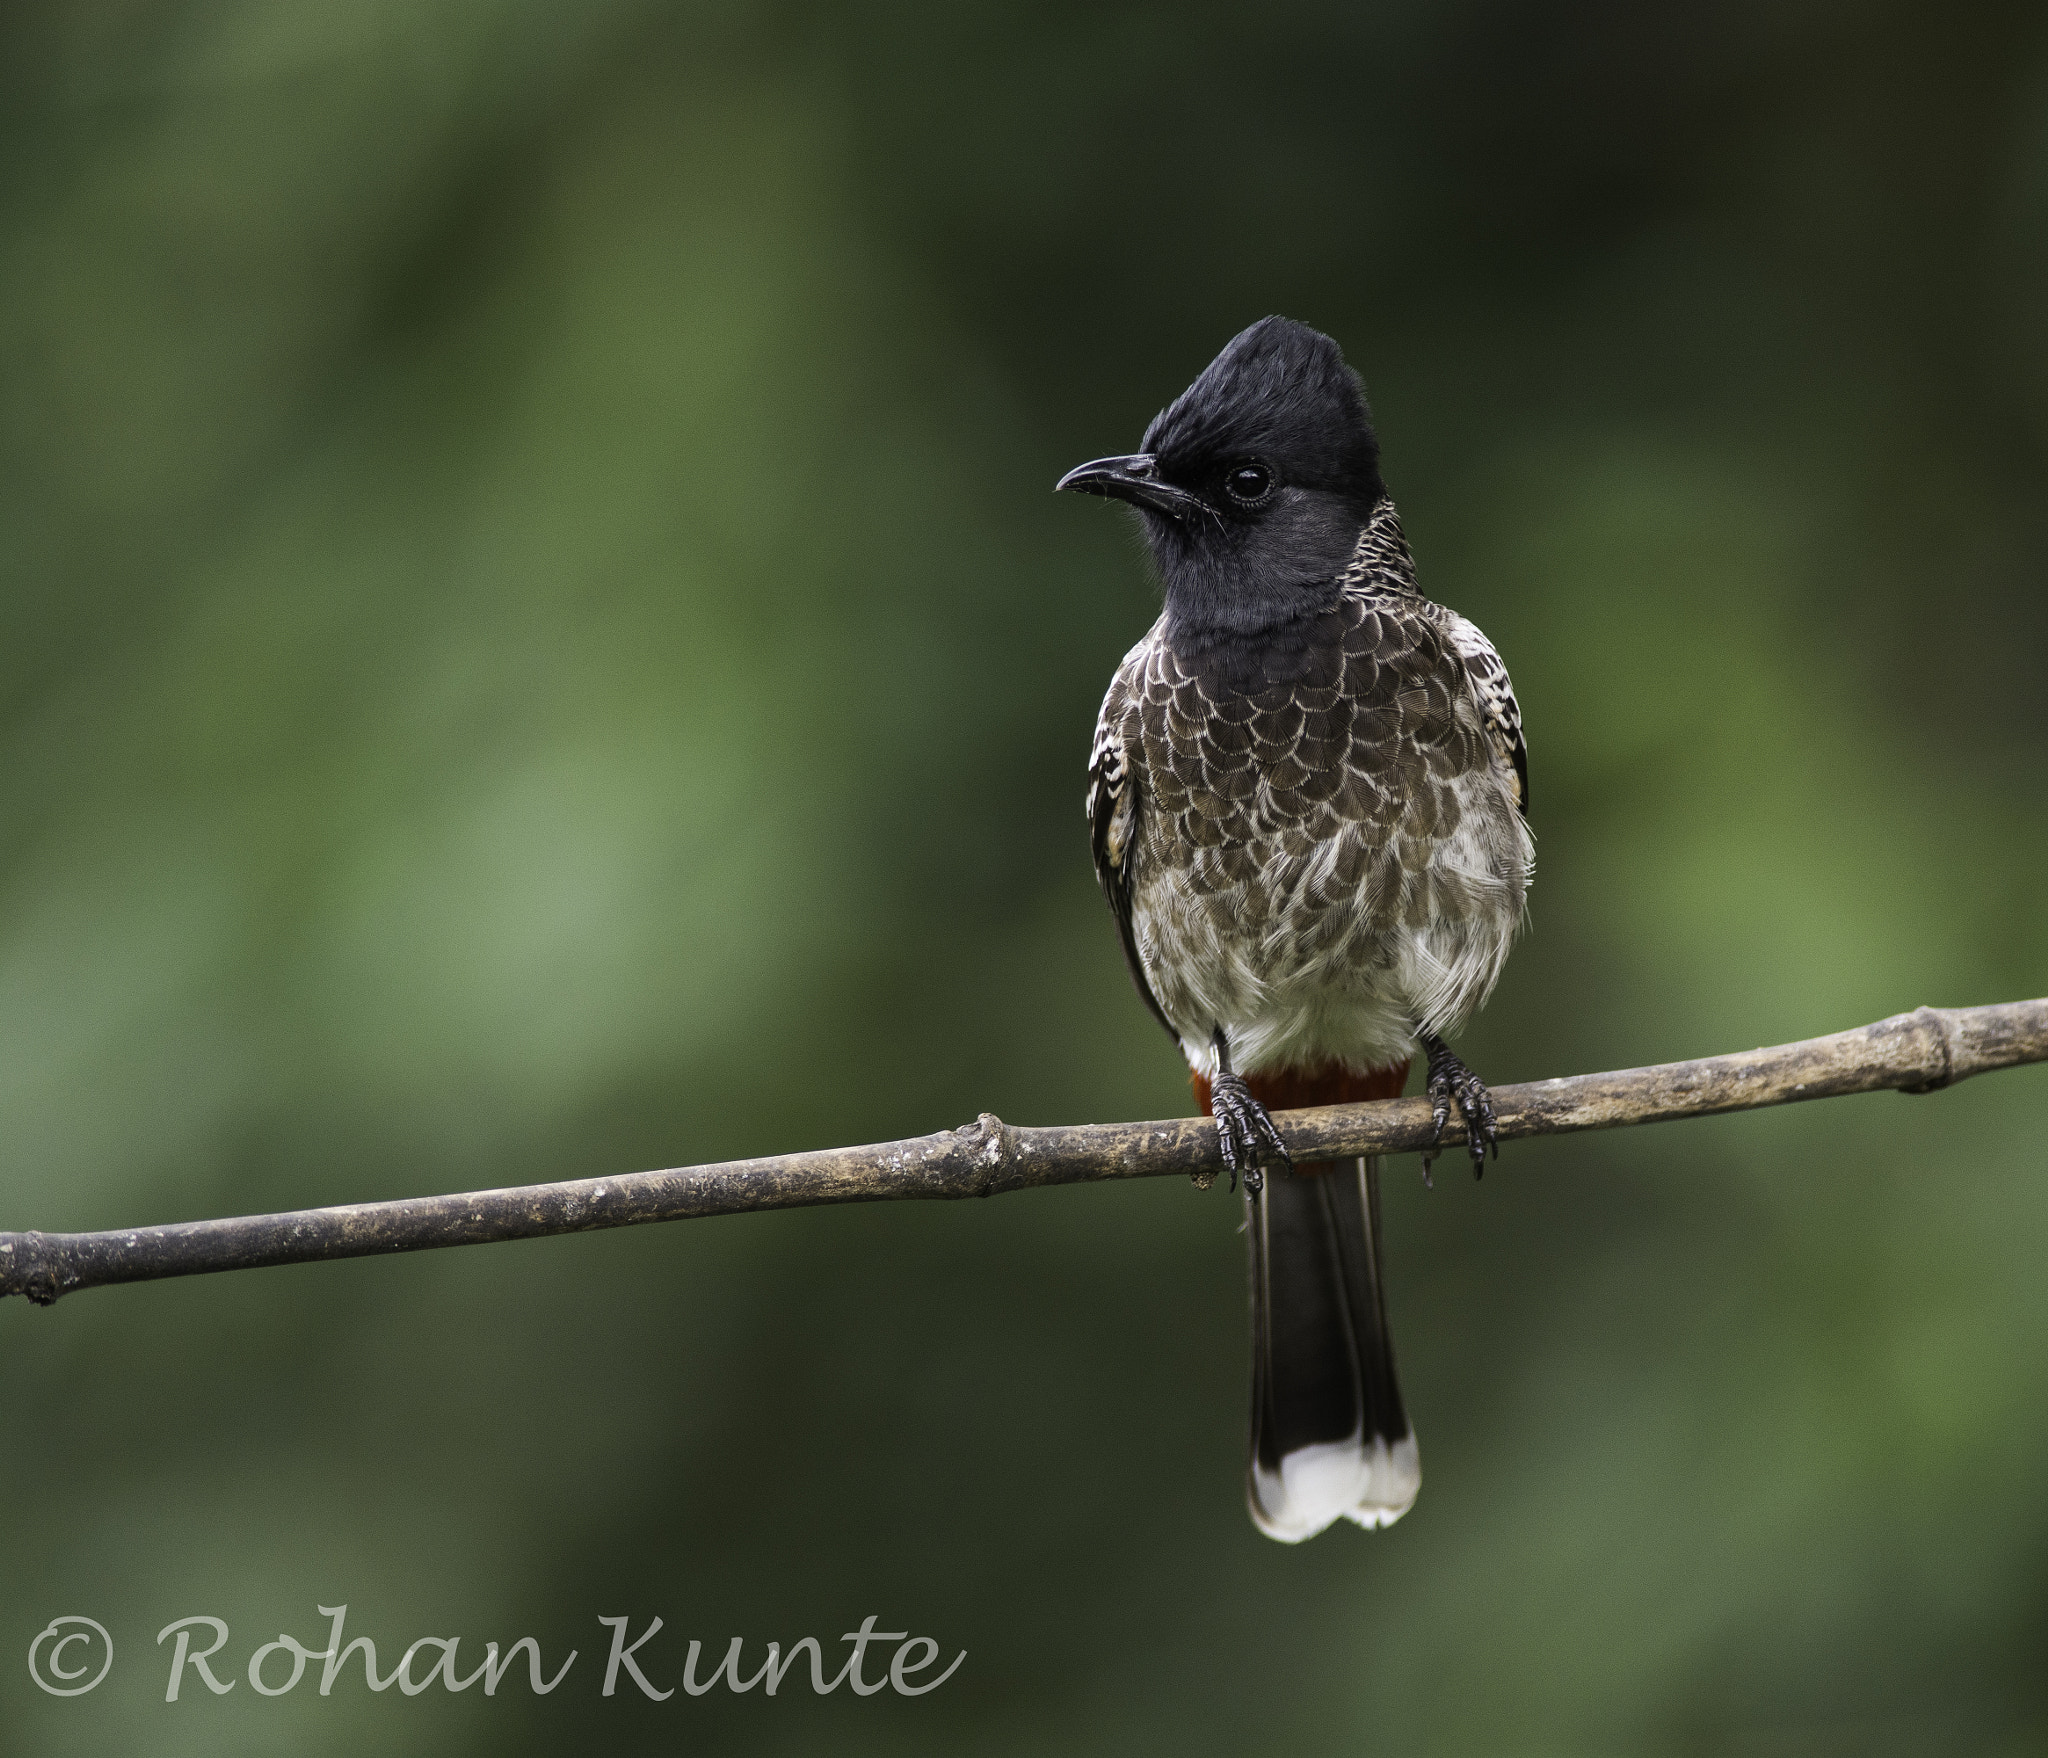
[1223,461,1274,506]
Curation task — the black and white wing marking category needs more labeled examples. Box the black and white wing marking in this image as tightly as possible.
[1087,671,1175,1039]
[1445,615,1529,816]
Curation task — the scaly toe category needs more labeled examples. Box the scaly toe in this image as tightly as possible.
[1251,1114,1290,1171]
[1209,1072,1288,1194]
[1454,1075,1497,1177]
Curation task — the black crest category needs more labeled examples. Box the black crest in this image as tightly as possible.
[1143,316,1383,510]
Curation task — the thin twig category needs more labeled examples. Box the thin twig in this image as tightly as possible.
[2,1000,2043,1307]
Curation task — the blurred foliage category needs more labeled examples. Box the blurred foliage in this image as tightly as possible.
[2,1,2046,1752]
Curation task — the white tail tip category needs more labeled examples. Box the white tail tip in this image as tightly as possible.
[1248,1430,1421,1543]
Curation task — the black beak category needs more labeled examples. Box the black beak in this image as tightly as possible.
[1055,454,1206,523]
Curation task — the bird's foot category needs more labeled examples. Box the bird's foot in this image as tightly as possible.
[1421,1033,1497,1184]
[1208,1072,1291,1195]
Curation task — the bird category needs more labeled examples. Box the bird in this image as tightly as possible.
[1058,316,1532,1542]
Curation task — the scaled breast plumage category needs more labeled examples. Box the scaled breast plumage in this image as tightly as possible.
[1087,503,1530,1052]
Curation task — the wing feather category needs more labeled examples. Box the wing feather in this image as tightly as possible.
[1088,654,1176,1040]
[1441,614,1529,816]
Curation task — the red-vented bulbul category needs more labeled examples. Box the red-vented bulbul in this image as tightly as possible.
[1059,317,1531,1542]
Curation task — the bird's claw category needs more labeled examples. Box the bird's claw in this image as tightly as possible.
[1209,1072,1290,1195]
[1421,1037,1498,1183]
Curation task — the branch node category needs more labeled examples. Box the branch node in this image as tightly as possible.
[4,1232,64,1307]
[1899,1005,1959,1094]
[955,1112,1019,1195]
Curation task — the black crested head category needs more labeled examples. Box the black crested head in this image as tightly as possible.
[1057,317,1386,647]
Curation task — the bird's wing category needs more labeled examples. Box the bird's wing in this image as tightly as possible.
[1442,613,1529,816]
[1088,641,1176,1040]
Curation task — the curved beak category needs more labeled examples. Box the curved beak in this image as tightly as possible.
[1055,453,1206,522]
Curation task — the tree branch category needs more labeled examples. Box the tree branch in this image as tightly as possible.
[2,999,2043,1307]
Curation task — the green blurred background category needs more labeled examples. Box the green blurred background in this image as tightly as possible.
[3,1,2046,1751]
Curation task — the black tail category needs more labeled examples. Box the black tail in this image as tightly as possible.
[1246,1156,1420,1541]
